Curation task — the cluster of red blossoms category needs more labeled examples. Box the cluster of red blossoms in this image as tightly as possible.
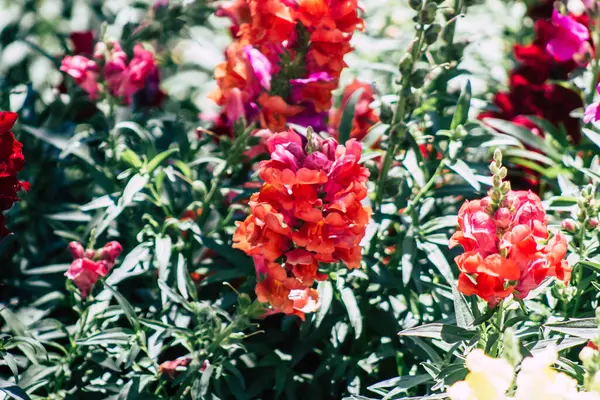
[233,130,371,319]
[209,0,365,133]
[0,112,29,237]
[480,7,590,143]
[450,188,569,306]
[60,32,163,106]
[65,241,123,298]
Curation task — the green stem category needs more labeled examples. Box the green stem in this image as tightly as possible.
[403,158,447,216]
[587,14,600,105]
[373,26,426,213]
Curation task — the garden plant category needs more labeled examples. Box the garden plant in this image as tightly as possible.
[4,0,600,399]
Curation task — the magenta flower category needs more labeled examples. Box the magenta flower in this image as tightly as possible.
[120,44,160,103]
[65,241,123,298]
[585,83,600,123]
[100,41,129,98]
[60,55,100,100]
[244,46,273,91]
[546,10,589,62]
[585,103,600,123]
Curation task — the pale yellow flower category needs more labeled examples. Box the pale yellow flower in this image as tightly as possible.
[514,346,579,400]
[447,349,513,400]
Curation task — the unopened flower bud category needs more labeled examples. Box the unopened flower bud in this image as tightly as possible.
[380,102,393,124]
[562,219,577,232]
[494,208,511,229]
[409,0,422,10]
[490,190,501,202]
[500,181,511,194]
[411,67,428,88]
[493,149,502,164]
[68,242,85,259]
[97,241,123,262]
[490,162,499,175]
[420,2,438,24]
[492,175,501,187]
[398,53,413,75]
[93,42,107,60]
[589,218,599,229]
[424,24,441,45]
[498,167,507,179]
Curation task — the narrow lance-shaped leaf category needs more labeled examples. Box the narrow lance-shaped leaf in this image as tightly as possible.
[451,80,471,130]
[338,88,364,144]
[104,284,140,331]
[446,159,481,192]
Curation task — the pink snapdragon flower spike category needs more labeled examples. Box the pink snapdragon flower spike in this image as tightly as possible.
[99,41,129,98]
[584,83,600,123]
[546,10,590,62]
[120,44,160,102]
[60,56,100,100]
[65,241,123,298]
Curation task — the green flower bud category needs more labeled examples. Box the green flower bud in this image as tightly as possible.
[410,67,428,88]
[398,53,413,75]
[409,0,423,10]
[420,2,438,24]
[380,102,394,124]
[424,23,441,45]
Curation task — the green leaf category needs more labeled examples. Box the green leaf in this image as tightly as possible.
[452,286,474,329]
[401,230,416,285]
[155,236,172,281]
[483,118,562,160]
[95,174,149,238]
[176,253,194,300]
[446,159,481,192]
[2,353,19,379]
[421,216,458,234]
[451,80,471,130]
[122,149,143,169]
[417,241,455,284]
[77,329,133,346]
[583,128,600,150]
[545,318,597,339]
[340,286,363,339]
[399,323,476,343]
[104,284,140,330]
[315,280,333,328]
[193,364,214,399]
[146,148,179,174]
[21,126,94,165]
[22,264,70,275]
[0,380,30,400]
[338,88,364,144]
[367,374,431,395]
[157,279,194,312]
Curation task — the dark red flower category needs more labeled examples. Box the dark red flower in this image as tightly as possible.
[0,112,28,237]
[68,31,95,57]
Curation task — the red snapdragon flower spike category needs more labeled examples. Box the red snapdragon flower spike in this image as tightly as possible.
[210,0,364,133]
[0,112,29,237]
[65,241,123,298]
[233,130,371,318]
[450,190,570,306]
